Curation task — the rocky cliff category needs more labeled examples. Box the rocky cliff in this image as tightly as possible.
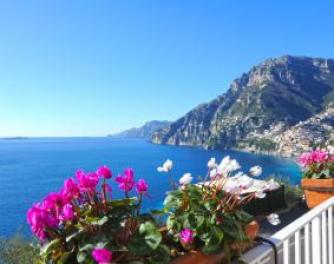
[152,55,334,155]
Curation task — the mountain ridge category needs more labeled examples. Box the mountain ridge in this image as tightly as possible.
[152,55,334,156]
[108,120,171,139]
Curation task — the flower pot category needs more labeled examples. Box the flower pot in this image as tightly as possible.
[170,251,227,264]
[231,220,259,252]
[301,178,334,209]
[245,220,259,240]
[171,221,259,264]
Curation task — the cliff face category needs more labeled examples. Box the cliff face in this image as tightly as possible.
[152,56,334,155]
[109,120,171,139]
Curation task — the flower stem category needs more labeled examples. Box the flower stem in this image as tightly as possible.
[102,178,107,203]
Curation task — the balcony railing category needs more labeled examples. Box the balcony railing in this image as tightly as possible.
[239,196,334,264]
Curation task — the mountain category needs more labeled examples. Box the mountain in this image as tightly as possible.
[109,120,171,139]
[152,55,334,156]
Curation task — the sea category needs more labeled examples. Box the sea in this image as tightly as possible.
[0,137,301,237]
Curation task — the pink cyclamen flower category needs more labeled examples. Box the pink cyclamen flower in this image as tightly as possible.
[27,203,58,240]
[61,178,80,202]
[136,179,148,193]
[299,150,329,167]
[27,204,46,240]
[311,150,328,163]
[97,165,112,179]
[298,152,313,167]
[180,228,194,245]
[76,170,99,192]
[59,203,74,222]
[115,168,135,192]
[92,248,112,264]
[43,192,65,211]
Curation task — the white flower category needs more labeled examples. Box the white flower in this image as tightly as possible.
[209,169,218,179]
[179,173,193,185]
[207,157,217,169]
[328,145,334,155]
[265,179,280,191]
[224,180,242,194]
[249,166,262,177]
[237,175,254,189]
[255,190,266,199]
[157,159,173,172]
[217,156,240,176]
[233,171,244,179]
[267,213,281,226]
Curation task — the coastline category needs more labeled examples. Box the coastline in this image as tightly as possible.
[150,140,299,162]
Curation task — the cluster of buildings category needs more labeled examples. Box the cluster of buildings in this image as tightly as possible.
[240,107,334,157]
[273,108,334,156]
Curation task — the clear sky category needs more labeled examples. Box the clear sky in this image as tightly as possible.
[0,0,334,137]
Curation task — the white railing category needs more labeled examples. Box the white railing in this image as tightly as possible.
[240,196,334,264]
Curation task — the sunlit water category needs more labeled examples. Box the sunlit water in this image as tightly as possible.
[0,138,301,237]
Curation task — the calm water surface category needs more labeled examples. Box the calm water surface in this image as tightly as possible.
[0,138,301,237]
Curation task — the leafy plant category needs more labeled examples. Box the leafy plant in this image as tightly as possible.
[27,166,169,264]
[162,156,280,262]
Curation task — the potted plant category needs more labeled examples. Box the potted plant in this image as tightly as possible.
[162,156,277,264]
[27,166,170,264]
[299,148,334,208]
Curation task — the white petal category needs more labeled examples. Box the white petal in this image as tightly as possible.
[224,180,242,193]
[237,175,254,189]
[210,169,218,179]
[157,167,165,172]
[179,173,193,185]
[163,159,173,171]
[249,166,262,177]
[265,179,280,191]
[207,157,217,169]
[255,191,266,199]
[267,213,281,226]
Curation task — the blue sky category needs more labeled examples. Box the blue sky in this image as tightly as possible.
[0,0,334,136]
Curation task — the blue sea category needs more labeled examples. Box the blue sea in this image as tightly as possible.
[0,138,301,237]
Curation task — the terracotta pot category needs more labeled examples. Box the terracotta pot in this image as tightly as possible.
[301,178,334,209]
[171,221,259,264]
[231,220,259,252]
[245,220,259,240]
[170,251,226,264]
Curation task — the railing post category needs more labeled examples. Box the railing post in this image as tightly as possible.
[283,238,290,264]
[322,211,328,264]
[295,230,301,264]
[329,206,333,264]
[305,223,310,264]
[312,216,321,264]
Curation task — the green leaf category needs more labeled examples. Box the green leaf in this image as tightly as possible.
[78,243,94,252]
[108,198,137,207]
[40,238,61,254]
[150,209,166,215]
[138,222,162,250]
[148,245,171,264]
[90,216,109,226]
[234,210,253,224]
[211,225,224,243]
[57,251,74,264]
[77,251,87,263]
[196,215,205,227]
[127,221,162,256]
[66,229,84,243]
